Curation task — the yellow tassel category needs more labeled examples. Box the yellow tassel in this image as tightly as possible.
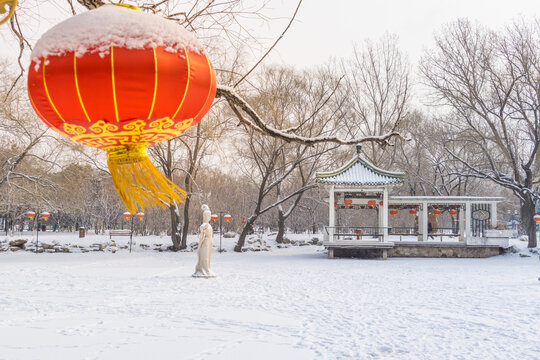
[106,144,185,214]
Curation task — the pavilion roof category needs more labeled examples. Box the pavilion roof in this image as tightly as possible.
[316,146,404,186]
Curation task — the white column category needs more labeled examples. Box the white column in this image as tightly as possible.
[459,205,465,242]
[328,186,335,242]
[382,188,389,242]
[422,202,428,242]
[491,202,498,228]
[465,201,472,242]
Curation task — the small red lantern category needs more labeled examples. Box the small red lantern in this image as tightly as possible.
[390,209,399,217]
[368,200,377,208]
[344,199,353,207]
[533,214,540,225]
[334,202,337,207]
[211,214,218,222]
[26,211,36,220]
[40,212,50,221]
[136,212,145,221]
[409,209,418,216]
[122,212,132,220]
[433,209,442,216]
[449,209,458,218]
[224,214,232,222]
[379,201,384,206]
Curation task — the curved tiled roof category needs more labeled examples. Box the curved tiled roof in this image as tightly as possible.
[316,149,404,186]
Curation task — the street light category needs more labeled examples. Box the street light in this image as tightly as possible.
[212,211,231,253]
[26,210,49,253]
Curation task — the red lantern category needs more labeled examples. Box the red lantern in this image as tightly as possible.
[122,212,132,220]
[27,5,216,214]
[368,200,377,208]
[26,211,36,220]
[533,214,540,225]
[344,199,353,207]
[224,214,232,222]
[379,201,384,206]
[409,209,418,216]
[433,209,442,216]
[449,209,458,218]
[390,209,398,217]
[211,214,218,222]
[136,212,145,221]
[333,202,337,207]
[40,212,50,221]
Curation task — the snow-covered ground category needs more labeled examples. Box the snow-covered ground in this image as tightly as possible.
[1,233,539,360]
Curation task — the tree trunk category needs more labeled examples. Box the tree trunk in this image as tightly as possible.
[276,209,285,243]
[180,196,191,250]
[521,195,537,248]
[235,217,256,252]
[170,204,182,251]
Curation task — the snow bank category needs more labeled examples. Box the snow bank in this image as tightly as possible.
[31,5,202,63]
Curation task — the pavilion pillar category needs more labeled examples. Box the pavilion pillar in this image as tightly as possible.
[491,202,497,228]
[459,205,465,242]
[465,201,472,243]
[328,186,335,242]
[382,188,389,242]
[421,202,428,242]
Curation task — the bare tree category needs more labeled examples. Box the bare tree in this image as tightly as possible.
[421,18,540,247]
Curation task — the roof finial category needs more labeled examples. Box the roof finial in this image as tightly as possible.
[356,144,362,155]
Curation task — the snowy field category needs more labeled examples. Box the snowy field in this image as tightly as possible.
[1,234,539,360]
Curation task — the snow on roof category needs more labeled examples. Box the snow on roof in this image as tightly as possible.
[31,5,202,63]
[316,147,404,186]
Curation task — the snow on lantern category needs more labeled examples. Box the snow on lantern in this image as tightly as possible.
[224,214,232,222]
[40,212,51,221]
[390,209,398,217]
[449,209,458,218]
[211,214,218,222]
[122,212,132,220]
[26,211,36,220]
[136,212,145,221]
[344,199,353,207]
[409,209,418,216]
[533,214,540,225]
[368,200,377,208]
[27,5,216,215]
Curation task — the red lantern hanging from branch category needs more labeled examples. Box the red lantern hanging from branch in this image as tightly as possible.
[390,209,398,217]
[533,214,540,225]
[122,212,132,220]
[40,212,51,221]
[136,212,145,221]
[27,5,216,215]
[26,211,36,220]
[224,214,232,222]
[211,214,218,222]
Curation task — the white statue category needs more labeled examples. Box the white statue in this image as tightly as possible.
[193,204,216,278]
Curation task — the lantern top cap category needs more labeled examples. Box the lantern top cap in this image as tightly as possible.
[31,5,203,64]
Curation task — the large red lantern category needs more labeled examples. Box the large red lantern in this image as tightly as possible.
[27,5,216,214]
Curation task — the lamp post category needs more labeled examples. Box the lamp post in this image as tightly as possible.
[212,211,231,253]
[26,210,49,253]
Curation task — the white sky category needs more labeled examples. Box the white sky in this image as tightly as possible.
[0,0,538,72]
[266,0,539,69]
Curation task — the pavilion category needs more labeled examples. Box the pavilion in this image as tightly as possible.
[316,146,508,259]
